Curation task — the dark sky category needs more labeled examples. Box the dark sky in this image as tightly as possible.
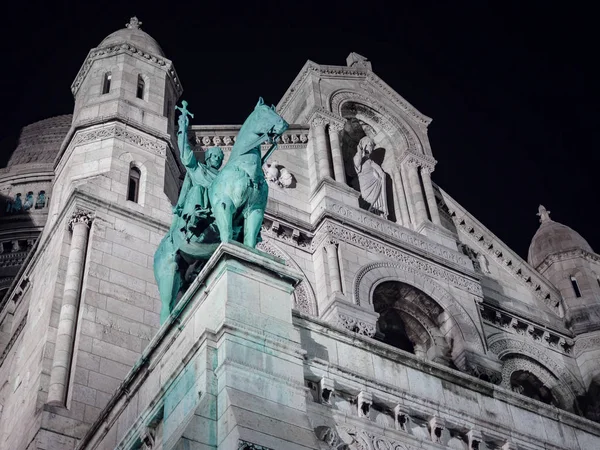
[0,1,597,259]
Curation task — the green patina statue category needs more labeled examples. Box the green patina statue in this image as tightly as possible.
[154,98,289,323]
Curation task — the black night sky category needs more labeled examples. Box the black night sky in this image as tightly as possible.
[1,1,597,259]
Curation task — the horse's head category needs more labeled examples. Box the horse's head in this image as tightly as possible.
[240,97,289,146]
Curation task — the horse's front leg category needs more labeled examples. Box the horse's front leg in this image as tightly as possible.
[212,195,235,244]
[243,207,265,248]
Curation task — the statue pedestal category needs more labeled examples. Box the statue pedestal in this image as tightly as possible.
[320,292,379,338]
[417,220,460,252]
[160,242,320,450]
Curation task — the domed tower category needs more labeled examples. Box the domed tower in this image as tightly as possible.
[528,205,600,414]
[0,18,187,448]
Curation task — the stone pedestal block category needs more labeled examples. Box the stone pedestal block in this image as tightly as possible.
[309,178,360,224]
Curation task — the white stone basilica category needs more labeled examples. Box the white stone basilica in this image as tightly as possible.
[0,17,599,450]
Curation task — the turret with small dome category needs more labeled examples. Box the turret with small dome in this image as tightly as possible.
[528,204,600,410]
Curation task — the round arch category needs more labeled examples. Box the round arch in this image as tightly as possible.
[488,334,585,408]
[353,261,485,353]
[328,89,427,156]
[117,151,154,207]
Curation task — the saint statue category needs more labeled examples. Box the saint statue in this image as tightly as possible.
[353,136,388,218]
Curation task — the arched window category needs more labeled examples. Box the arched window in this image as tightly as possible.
[570,276,582,298]
[127,166,141,203]
[102,72,111,95]
[136,75,145,100]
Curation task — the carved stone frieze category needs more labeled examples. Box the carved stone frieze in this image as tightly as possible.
[332,226,481,296]
[335,313,376,337]
[536,247,600,274]
[316,204,470,269]
[399,151,436,172]
[194,131,308,149]
[67,124,168,160]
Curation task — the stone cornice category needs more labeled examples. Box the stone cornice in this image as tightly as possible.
[481,303,574,355]
[398,150,437,171]
[276,61,431,126]
[312,200,472,270]
[536,247,600,274]
[54,121,170,179]
[293,313,600,439]
[439,187,564,317]
[306,107,345,128]
[71,43,182,98]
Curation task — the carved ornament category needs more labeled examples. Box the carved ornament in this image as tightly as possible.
[315,204,471,268]
[335,312,376,337]
[68,210,94,230]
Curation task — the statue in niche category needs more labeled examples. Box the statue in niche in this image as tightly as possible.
[353,136,388,218]
[23,192,34,211]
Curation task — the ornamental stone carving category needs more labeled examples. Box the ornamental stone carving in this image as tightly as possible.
[68,210,94,230]
[335,312,376,337]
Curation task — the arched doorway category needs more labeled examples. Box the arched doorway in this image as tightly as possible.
[372,281,452,366]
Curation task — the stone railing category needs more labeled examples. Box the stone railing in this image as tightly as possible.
[481,303,574,355]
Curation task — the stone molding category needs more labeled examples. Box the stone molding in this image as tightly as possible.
[501,354,576,411]
[260,217,311,249]
[193,129,309,149]
[399,150,437,172]
[443,191,563,316]
[481,303,574,355]
[71,43,182,97]
[488,334,584,396]
[329,90,425,155]
[276,61,431,126]
[573,333,600,357]
[536,247,600,273]
[238,441,273,450]
[332,227,481,295]
[352,261,485,352]
[256,238,317,316]
[313,204,471,269]
[306,107,346,130]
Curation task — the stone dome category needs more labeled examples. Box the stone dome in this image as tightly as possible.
[98,17,164,57]
[6,115,72,167]
[527,205,593,268]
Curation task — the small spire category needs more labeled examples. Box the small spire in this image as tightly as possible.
[125,17,142,30]
[537,204,551,223]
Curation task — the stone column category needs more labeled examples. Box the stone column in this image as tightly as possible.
[312,117,332,181]
[324,241,342,295]
[392,168,411,227]
[328,123,346,185]
[48,210,93,406]
[421,166,441,226]
[406,162,428,226]
[400,164,416,227]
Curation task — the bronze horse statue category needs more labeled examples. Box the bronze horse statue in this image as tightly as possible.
[154,98,288,323]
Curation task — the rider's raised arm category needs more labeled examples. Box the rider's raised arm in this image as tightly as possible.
[177,114,198,170]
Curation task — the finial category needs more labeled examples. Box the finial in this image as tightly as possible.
[537,205,551,223]
[125,17,142,30]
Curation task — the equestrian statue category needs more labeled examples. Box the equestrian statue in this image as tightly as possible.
[153,98,289,323]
